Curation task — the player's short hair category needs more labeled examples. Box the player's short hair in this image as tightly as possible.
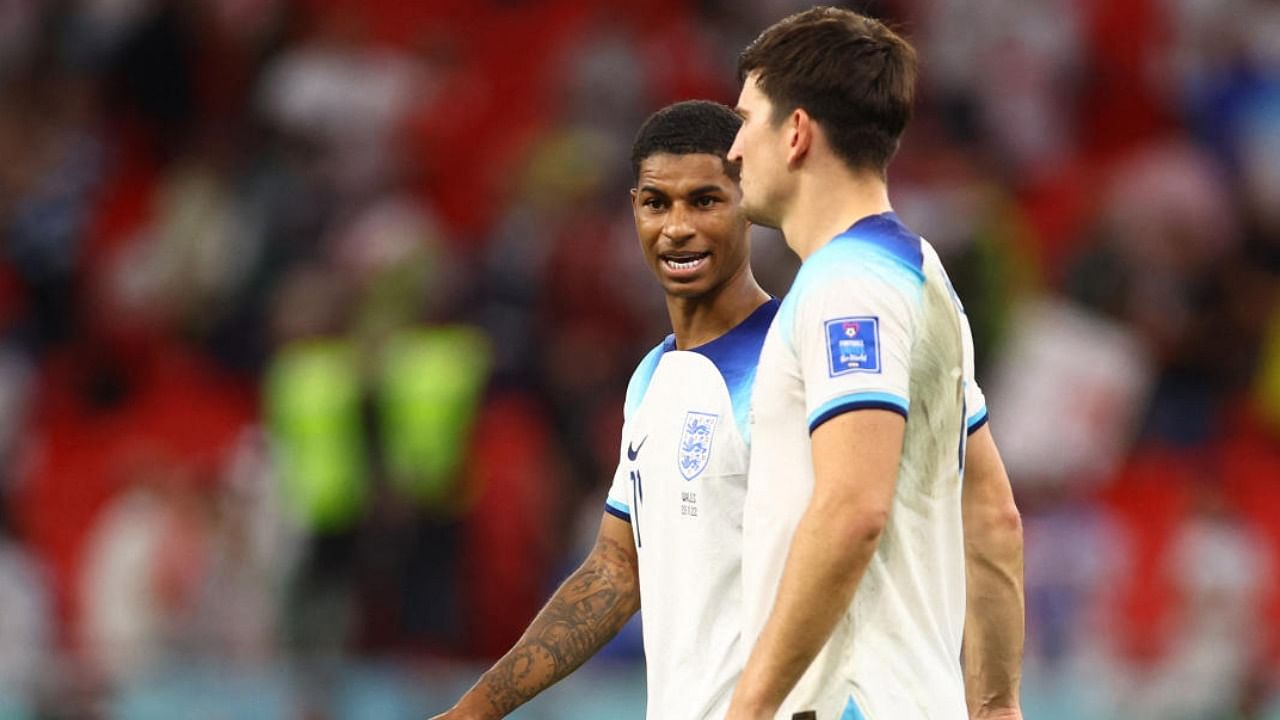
[738,6,917,176]
[630,100,743,183]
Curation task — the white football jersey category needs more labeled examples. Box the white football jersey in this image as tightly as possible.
[741,213,988,720]
[606,299,779,720]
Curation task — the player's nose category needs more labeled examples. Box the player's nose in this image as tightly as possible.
[727,130,744,163]
[662,204,695,243]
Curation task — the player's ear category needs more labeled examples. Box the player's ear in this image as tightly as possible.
[630,187,639,204]
[787,108,812,167]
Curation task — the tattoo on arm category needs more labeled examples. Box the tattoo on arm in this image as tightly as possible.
[476,534,640,715]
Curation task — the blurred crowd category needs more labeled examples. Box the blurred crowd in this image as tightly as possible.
[0,0,1277,717]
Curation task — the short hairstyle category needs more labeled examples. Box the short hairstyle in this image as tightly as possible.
[738,6,917,175]
[630,100,743,182]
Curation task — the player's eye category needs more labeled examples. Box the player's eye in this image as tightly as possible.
[642,197,667,210]
[694,195,720,209]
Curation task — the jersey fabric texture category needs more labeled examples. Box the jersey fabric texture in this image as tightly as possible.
[606,298,780,720]
[741,213,988,720]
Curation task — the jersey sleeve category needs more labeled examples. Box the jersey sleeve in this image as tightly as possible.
[605,432,632,522]
[960,311,990,435]
[601,340,666,521]
[792,263,920,434]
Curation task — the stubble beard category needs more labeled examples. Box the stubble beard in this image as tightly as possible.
[740,186,782,230]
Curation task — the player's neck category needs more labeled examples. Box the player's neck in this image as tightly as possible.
[781,168,892,262]
[666,269,770,351]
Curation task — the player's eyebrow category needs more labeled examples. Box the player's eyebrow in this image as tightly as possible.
[687,184,727,196]
[637,185,669,196]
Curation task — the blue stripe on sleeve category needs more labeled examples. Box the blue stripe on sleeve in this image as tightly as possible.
[604,498,631,522]
[966,406,989,435]
[808,391,909,433]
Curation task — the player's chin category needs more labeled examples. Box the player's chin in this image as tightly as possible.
[740,196,778,228]
[661,276,714,300]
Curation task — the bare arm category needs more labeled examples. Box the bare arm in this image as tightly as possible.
[961,424,1024,719]
[726,410,904,719]
[432,514,640,719]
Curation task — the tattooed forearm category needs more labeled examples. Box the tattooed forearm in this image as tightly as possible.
[474,534,641,716]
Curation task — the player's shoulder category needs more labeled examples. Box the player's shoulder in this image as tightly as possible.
[623,335,675,421]
[777,215,927,349]
[797,212,926,296]
[687,298,778,368]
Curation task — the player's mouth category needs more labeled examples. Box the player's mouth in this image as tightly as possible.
[660,251,710,278]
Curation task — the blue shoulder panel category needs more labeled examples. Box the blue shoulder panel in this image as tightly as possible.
[623,337,671,422]
[778,212,924,349]
[840,211,924,281]
[687,298,780,442]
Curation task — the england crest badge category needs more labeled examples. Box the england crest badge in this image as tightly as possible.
[678,411,719,480]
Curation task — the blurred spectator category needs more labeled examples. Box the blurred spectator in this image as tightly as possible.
[78,454,213,685]
[1111,473,1271,719]
[265,263,364,533]
[916,0,1085,184]
[257,4,424,197]
[0,347,33,484]
[1020,492,1130,720]
[0,56,103,350]
[0,498,51,713]
[986,297,1155,490]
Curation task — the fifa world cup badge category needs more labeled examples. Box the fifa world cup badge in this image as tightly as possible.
[825,316,881,376]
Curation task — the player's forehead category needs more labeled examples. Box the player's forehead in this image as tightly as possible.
[735,72,770,116]
[635,152,735,192]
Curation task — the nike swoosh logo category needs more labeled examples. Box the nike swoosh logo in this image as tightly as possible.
[627,436,648,461]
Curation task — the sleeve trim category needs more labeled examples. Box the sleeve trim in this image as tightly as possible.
[808,391,909,434]
[604,499,631,522]
[966,407,989,435]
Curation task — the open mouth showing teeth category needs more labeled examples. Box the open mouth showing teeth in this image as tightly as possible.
[662,253,710,271]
